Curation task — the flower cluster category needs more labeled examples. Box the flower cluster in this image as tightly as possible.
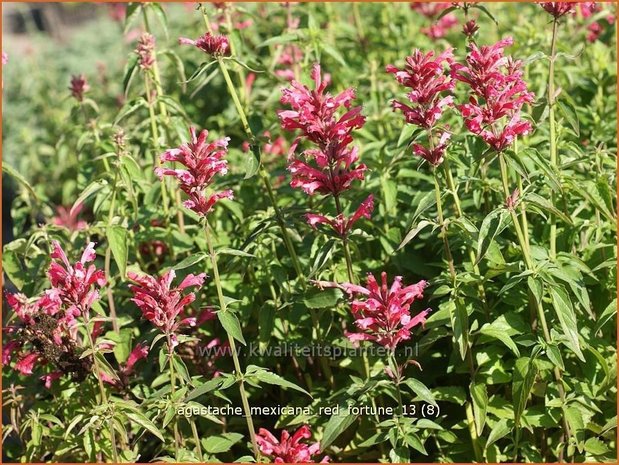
[279,64,367,196]
[101,343,149,387]
[316,272,430,350]
[155,127,233,217]
[179,32,231,56]
[539,2,577,19]
[306,194,374,238]
[452,37,535,152]
[256,425,329,463]
[69,74,89,102]
[387,49,455,166]
[135,32,156,70]
[279,64,371,236]
[128,269,206,348]
[4,242,105,384]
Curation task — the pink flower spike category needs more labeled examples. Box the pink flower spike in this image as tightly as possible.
[128,270,206,348]
[539,2,576,19]
[318,272,430,351]
[48,241,106,318]
[453,38,535,152]
[135,32,156,70]
[279,63,367,197]
[69,74,89,102]
[15,353,39,375]
[157,128,232,217]
[40,371,63,389]
[124,343,149,375]
[257,425,328,463]
[179,32,230,56]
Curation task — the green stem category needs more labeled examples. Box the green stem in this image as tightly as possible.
[333,194,355,283]
[204,220,259,460]
[83,310,119,462]
[201,9,303,282]
[433,167,482,461]
[165,335,181,459]
[442,160,490,319]
[105,167,120,333]
[432,169,456,282]
[498,152,571,456]
[142,6,168,120]
[190,417,204,461]
[548,19,559,259]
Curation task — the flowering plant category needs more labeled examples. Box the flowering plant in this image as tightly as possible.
[2,3,616,463]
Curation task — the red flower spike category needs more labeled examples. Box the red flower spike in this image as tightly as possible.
[256,425,329,463]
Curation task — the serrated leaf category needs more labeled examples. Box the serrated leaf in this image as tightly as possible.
[320,404,357,450]
[470,382,488,435]
[303,287,342,309]
[247,365,310,396]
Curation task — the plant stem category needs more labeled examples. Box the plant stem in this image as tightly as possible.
[204,219,259,460]
[433,167,483,461]
[165,335,182,459]
[201,10,303,282]
[432,169,456,282]
[144,75,170,216]
[333,194,355,283]
[442,160,490,319]
[105,166,120,333]
[498,152,571,454]
[190,417,204,461]
[83,310,119,462]
[548,19,559,259]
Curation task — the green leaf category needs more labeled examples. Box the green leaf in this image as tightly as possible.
[217,311,246,345]
[125,410,165,442]
[471,4,498,24]
[185,378,225,402]
[594,298,617,334]
[172,252,208,270]
[382,178,398,213]
[398,220,434,251]
[2,163,39,202]
[404,378,438,408]
[321,404,357,450]
[258,32,299,48]
[114,98,147,125]
[585,437,610,456]
[107,225,128,278]
[549,285,586,362]
[303,287,342,309]
[202,433,244,454]
[557,100,579,136]
[525,193,572,224]
[122,53,139,98]
[448,300,469,361]
[246,365,310,396]
[470,382,488,435]
[476,209,508,264]
[485,419,510,449]
[512,357,537,426]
